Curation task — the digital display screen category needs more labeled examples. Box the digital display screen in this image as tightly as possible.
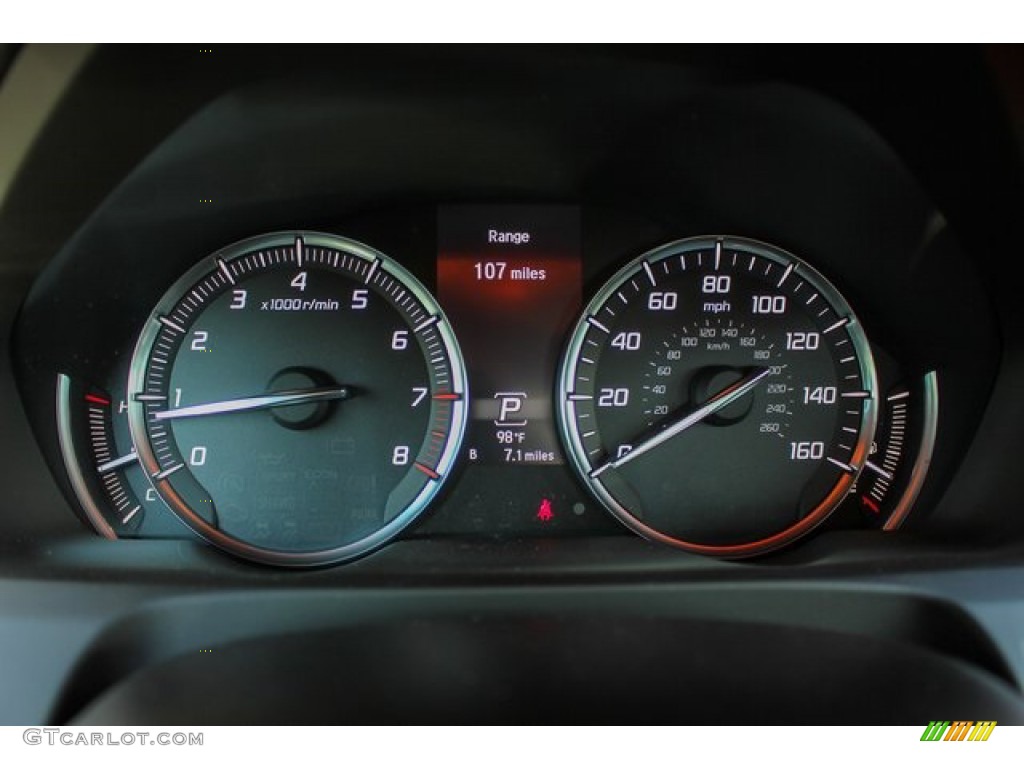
[438,205,582,465]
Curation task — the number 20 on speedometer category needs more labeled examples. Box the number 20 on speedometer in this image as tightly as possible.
[557,236,878,556]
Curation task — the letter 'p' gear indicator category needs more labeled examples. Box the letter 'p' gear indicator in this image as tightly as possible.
[438,205,582,466]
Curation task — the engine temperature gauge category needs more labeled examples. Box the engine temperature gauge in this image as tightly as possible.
[56,373,179,537]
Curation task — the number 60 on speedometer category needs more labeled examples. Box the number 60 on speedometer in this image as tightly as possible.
[557,236,878,557]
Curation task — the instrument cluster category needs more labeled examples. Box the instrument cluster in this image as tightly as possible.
[38,205,949,567]
[10,47,1002,569]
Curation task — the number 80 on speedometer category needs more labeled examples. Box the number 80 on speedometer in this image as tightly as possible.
[557,236,878,556]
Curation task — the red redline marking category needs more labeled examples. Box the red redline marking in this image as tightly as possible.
[861,496,880,514]
[414,462,441,480]
[432,393,461,401]
[84,394,111,406]
[431,430,446,438]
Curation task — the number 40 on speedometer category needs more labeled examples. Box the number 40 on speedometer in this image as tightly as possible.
[557,236,878,557]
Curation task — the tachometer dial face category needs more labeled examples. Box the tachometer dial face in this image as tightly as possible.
[128,232,467,566]
[557,237,877,556]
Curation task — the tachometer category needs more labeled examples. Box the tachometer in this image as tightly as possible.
[557,236,877,556]
[128,231,467,566]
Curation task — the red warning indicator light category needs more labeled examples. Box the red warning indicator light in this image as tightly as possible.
[536,498,554,523]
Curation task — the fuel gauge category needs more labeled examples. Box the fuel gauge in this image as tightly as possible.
[847,371,938,529]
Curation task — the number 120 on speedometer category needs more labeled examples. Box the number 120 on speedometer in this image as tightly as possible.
[557,236,878,557]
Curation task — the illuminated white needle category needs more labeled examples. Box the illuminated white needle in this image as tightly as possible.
[864,460,893,481]
[152,386,351,421]
[590,367,772,476]
[96,450,138,473]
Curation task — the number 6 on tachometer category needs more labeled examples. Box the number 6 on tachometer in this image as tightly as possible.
[128,231,468,567]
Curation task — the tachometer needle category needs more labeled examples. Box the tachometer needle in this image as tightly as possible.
[151,385,351,421]
[591,367,772,476]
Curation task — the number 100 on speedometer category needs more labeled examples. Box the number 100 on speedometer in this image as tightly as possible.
[557,236,878,556]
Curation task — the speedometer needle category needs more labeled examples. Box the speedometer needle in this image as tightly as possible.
[151,385,351,421]
[591,367,772,476]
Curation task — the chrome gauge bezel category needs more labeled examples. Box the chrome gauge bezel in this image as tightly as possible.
[127,231,468,567]
[557,235,878,557]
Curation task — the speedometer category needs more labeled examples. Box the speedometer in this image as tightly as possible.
[557,236,877,556]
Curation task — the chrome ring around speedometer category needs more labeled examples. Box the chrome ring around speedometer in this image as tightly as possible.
[557,236,877,557]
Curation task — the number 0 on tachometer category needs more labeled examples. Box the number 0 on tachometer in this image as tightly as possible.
[128,232,467,566]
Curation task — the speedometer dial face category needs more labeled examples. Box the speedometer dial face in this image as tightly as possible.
[557,237,877,556]
[128,232,467,566]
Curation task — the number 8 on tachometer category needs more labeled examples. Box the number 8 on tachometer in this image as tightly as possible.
[128,232,467,567]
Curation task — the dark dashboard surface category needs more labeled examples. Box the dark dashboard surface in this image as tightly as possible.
[2,44,1024,724]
